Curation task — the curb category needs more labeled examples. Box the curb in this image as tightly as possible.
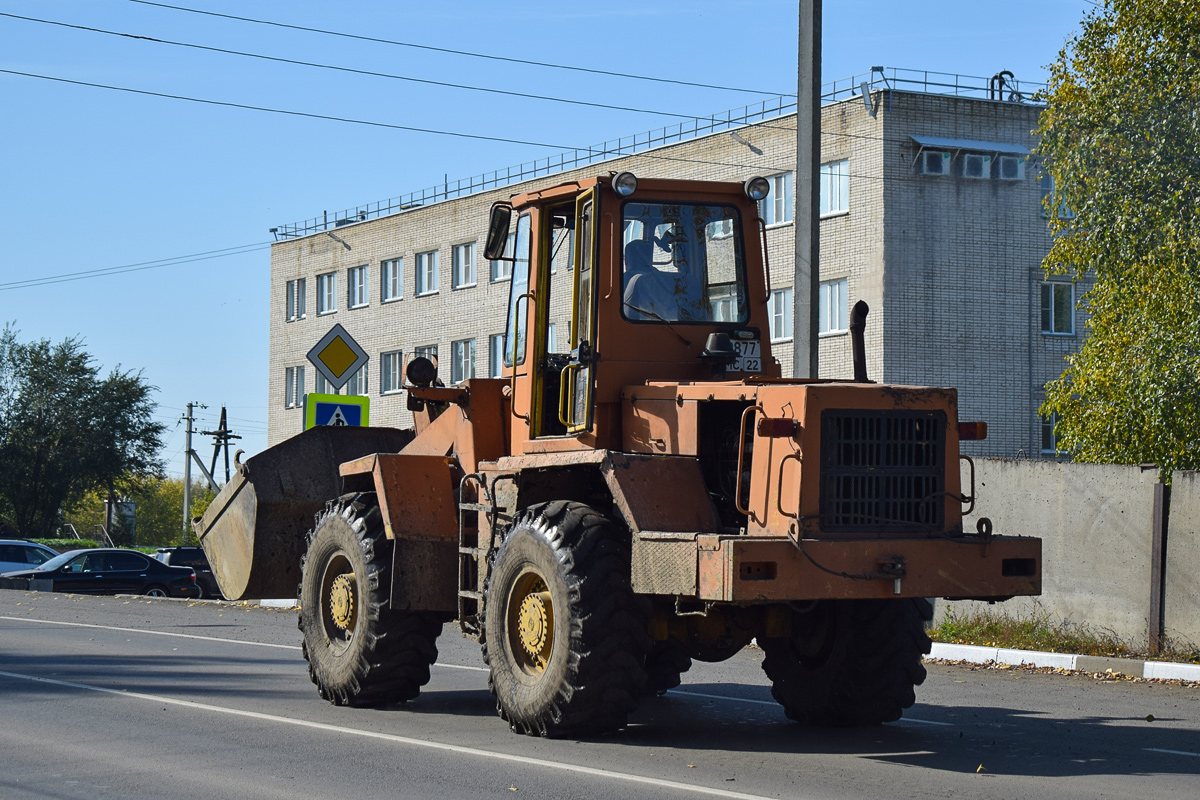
[928,642,1200,682]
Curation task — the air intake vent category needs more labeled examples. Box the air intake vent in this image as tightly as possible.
[820,409,946,533]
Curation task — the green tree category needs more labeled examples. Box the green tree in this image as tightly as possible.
[64,477,216,547]
[1038,0,1200,474]
[0,327,166,537]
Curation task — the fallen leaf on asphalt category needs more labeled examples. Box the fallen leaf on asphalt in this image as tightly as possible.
[687,765,696,768]
[977,765,986,773]
[1146,715,1156,722]
[507,787,517,792]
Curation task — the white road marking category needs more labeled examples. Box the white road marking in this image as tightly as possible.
[0,615,301,650]
[667,689,776,707]
[1144,748,1200,758]
[0,669,792,800]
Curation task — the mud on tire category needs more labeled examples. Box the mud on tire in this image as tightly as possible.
[298,493,444,707]
[760,598,932,726]
[481,501,651,737]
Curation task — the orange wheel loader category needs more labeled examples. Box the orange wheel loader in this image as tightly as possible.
[195,173,1040,737]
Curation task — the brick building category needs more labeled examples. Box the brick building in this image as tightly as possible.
[267,68,1081,459]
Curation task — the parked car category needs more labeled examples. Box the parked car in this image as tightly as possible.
[0,539,59,574]
[154,546,224,599]
[0,548,200,598]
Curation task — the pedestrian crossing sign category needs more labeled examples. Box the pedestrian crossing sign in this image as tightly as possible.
[304,393,370,430]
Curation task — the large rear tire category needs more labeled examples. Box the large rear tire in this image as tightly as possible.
[298,493,443,707]
[481,501,651,737]
[760,598,932,726]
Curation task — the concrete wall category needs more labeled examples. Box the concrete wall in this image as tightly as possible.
[939,458,1200,650]
[1167,471,1200,646]
[941,458,1159,644]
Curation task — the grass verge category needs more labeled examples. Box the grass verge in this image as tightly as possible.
[929,608,1200,665]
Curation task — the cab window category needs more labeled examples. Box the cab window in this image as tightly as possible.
[620,202,748,324]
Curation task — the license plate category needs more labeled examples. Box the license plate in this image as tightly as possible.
[732,339,761,373]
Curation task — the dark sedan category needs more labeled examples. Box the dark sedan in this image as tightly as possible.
[0,548,200,598]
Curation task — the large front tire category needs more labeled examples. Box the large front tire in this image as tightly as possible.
[760,598,932,726]
[481,501,651,737]
[298,494,443,707]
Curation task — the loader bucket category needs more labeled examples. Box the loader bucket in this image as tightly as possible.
[193,425,413,600]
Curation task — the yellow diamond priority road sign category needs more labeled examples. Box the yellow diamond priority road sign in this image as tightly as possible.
[307,323,369,391]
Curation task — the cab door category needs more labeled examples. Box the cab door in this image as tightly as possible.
[558,187,600,434]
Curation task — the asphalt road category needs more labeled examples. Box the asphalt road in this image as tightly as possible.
[1,590,1197,800]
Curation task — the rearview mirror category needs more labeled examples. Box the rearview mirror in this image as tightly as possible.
[483,203,513,261]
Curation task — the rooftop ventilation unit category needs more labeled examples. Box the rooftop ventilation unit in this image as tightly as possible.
[918,150,950,175]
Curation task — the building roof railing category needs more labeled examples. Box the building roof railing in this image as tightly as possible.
[272,66,1045,240]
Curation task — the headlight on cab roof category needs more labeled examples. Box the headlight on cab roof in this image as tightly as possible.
[744,176,770,202]
[612,172,638,197]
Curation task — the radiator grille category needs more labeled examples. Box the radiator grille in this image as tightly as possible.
[820,409,946,532]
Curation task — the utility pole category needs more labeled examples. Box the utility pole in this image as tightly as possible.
[203,406,241,484]
[183,403,196,533]
[182,402,211,533]
[794,0,822,378]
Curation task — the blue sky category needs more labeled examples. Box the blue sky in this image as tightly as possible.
[0,0,1096,481]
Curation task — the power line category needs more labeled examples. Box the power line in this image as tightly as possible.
[0,68,582,149]
[0,67,932,193]
[127,0,794,98]
[0,12,706,121]
[0,67,797,183]
[0,242,270,291]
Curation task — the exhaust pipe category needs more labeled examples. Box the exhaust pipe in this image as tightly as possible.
[850,300,870,382]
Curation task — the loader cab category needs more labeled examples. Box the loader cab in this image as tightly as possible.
[488,175,780,456]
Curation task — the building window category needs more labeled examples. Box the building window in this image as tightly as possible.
[348,265,368,308]
[414,344,438,369]
[819,278,848,334]
[315,373,338,395]
[451,339,475,384]
[381,258,403,302]
[1040,173,1076,220]
[760,172,794,226]
[489,333,505,378]
[345,365,368,396]
[819,159,849,216]
[416,250,439,295]
[286,278,306,321]
[546,323,557,354]
[284,366,305,408]
[1041,282,1074,335]
[1041,412,1060,454]
[316,271,337,314]
[769,287,793,342]
[491,233,515,282]
[381,351,403,394]
[452,242,476,289]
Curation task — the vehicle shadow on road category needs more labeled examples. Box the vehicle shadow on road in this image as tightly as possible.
[609,682,1200,780]
[378,674,1200,781]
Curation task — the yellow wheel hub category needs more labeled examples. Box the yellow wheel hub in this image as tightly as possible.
[329,572,357,631]
[509,574,554,673]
